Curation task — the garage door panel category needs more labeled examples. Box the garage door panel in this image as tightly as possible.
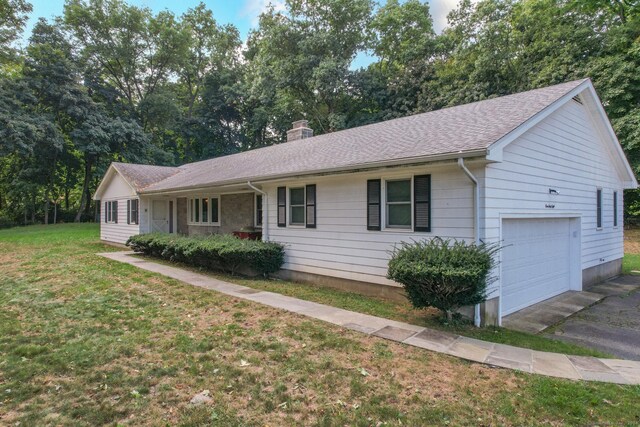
[502,218,574,315]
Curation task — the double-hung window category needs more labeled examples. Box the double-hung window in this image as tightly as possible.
[105,200,118,223]
[385,179,412,228]
[188,196,220,225]
[277,184,316,228]
[127,199,139,225]
[289,187,305,226]
[367,175,430,232]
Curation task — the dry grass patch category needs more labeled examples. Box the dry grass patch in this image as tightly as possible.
[625,228,640,254]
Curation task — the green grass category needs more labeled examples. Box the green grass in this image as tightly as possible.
[623,253,640,274]
[139,256,609,358]
[1,223,639,426]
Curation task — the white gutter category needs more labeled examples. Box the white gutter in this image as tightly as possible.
[458,158,482,327]
[140,150,487,195]
[247,181,268,241]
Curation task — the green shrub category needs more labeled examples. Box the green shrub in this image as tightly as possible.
[387,238,499,321]
[126,233,285,276]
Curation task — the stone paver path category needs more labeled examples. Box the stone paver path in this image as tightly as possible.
[99,251,640,385]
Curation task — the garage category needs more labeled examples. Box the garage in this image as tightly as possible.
[501,218,579,315]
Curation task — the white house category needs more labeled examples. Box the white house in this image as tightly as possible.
[93,79,637,325]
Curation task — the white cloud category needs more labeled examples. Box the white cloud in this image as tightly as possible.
[429,0,471,33]
[242,0,287,26]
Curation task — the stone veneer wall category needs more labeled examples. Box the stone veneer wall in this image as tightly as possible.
[176,193,255,236]
[177,197,188,234]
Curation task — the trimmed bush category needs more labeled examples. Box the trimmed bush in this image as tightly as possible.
[387,238,499,321]
[126,233,285,276]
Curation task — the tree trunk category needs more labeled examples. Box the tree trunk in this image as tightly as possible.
[31,195,35,224]
[75,158,93,222]
[53,202,57,224]
[44,198,49,225]
[65,189,69,210]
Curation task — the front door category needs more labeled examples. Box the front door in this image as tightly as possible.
[151,200,170,233]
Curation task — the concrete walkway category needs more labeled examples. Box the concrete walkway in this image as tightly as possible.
[502,277,640,334]
[99,251,640,385]
[502,291,605,333]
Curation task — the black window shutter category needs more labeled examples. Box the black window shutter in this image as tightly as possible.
[127,200,131,224]
[414,175,431,232]
[597,189,602,228]
[105,201,108,223]
[277,186,286,227]
[306,184,316,228]
[136,200,139,225]
[367,179,381,231]
[613,191,618,227]
[114,201,118,224]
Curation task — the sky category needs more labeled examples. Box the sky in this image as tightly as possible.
[23,0,462,69]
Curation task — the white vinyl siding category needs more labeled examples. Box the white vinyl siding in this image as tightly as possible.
[484,99,624,298]
[266,165,475,286]
[99,172,140,244]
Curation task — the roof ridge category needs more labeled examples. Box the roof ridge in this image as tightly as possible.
[129,78,590,193]
[175,78,589,170]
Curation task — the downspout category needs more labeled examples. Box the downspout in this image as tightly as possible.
[247,181,268,241]
[458,158,482,327]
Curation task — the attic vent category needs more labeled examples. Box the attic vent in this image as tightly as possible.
[572,95,583,105]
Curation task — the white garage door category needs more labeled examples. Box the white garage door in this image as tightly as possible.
[502,218,574,315]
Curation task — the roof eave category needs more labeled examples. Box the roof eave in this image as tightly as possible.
[139,149,488,195]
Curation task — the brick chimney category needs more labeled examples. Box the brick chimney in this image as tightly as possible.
[286,120,313,142]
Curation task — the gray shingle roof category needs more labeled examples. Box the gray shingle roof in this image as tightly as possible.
[112,163,181,192]
[137,79,586,193]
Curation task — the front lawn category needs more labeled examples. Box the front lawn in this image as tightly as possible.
[1,224,639,426]
[138,254,608,357]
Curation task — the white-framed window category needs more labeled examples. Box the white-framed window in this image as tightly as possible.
[255,194,263,227]
[188,196,220,225]
[385,179,412,229]
[127,199,139,225]
[277,184,316,228]
[367,175,430,232]
[289,187,305,226]
[105,200,118,224]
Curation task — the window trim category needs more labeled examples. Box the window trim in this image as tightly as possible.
[596,188,603,230]
[613,190,618,228]
[288,186,306,227]
[187,195,221,226]
[384,178,413,230]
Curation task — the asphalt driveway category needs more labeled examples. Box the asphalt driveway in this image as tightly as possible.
[545,275,640,360]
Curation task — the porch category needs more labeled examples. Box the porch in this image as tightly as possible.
[140,190,262,238]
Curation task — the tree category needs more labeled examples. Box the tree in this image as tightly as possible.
[244,0,373,140]
[0,0,32,62]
